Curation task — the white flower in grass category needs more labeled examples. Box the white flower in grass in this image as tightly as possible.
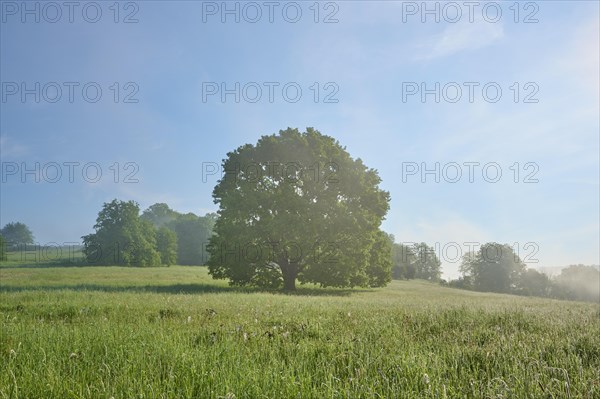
[422,373,430,385]
[187,316,192,323]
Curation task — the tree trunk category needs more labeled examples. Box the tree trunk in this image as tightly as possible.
[283,272,296,291]
[280,257,297,291]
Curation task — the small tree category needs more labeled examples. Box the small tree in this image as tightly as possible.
[392,243,417,279]
[412,242,442,281]
[82,199,161,266]
[141,203,179,227]
[168,213,214,265]
[1,222,34,248]
[517,268,551,297]
[141,203,216,265]
[156,227,177,266]
[460,243,526,293]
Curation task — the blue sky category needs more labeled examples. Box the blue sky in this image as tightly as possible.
[1,1,598,278]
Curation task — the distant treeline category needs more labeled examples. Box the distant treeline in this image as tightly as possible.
[79,200,216,266]
[387,239,442,281]
[448,262,600,303]
[1,215,597,302]
[388,240,599,303]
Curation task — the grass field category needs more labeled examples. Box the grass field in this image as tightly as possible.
[1,266,599,398]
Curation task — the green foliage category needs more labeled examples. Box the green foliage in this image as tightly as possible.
[390,241,441,281]
[82,199,161,266]
[168,213,214,265]
[0,235,6,261]
[391,242,417,279]
[517,268,551,297]
[1,266,599,398]
[411,242,442,281]
[0,222,34,247]
[208,127,391,290]
[142,203,216,265]
[448,275,473,290]
[156,227,177,266]
[365,230,393,287]
[141,203,179,227]
[249,262,283,289]
[460,243,526,293]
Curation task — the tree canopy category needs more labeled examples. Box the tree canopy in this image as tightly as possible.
[141,203,216,265]
[1,222,34,247]
[459,243,526,293]
[141,203,179,227]
[156,226,178,266]
[390,241,441,281]
[391,242,417,280]
[207,127,391,290]
[82,199,162,266]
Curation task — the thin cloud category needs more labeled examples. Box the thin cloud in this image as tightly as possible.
[559,16,600,98]
[0,135,29,159]
[415,19,504,60]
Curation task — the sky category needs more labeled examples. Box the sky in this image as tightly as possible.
[1,0,598,279]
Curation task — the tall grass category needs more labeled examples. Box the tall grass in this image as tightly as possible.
[1,266,598,398]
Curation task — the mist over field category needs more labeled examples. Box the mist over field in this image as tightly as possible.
[1,1,599,397]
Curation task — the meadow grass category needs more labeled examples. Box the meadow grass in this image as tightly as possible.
[1,266,599,398]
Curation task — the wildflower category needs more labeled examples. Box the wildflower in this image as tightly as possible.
[187,316,192,323]
[422,373,430,385]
